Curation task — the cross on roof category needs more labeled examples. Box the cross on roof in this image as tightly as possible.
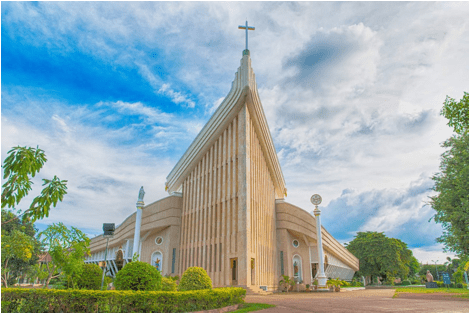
[238,21,255,52]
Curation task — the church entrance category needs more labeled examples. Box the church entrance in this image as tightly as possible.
[230,258,238,285]
[251,258,255,285]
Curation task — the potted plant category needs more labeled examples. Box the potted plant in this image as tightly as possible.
[306,284,310,291]
[327,278,342,292]
[313,279,318,291]
[279,275,294,293]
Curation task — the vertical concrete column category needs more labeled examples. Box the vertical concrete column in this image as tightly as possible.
[314,207,327,287]
[238,105,251,287]
[133,186,145,261]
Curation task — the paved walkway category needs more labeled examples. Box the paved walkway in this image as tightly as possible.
[245,289,468,313]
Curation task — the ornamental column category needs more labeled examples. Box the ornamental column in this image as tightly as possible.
[132,186,145,261]
[311,194,327,289]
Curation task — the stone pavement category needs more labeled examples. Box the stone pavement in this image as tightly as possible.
[244,289,469,313]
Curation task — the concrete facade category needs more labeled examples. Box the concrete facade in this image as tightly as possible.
[87,50,359,291]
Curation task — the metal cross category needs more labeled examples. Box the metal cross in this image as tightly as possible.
[238,21,255,51]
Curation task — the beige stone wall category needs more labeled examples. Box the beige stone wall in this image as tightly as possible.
[179,112,240,287]
[247,109,277,289]
[276,201,359,271]
[88,195,182,273]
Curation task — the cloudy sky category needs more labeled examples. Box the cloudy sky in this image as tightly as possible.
[2,2,468,264]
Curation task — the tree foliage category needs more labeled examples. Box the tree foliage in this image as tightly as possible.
[39,223,90,288]
[1,209,41,287]
[1,146,68,224]
[430,92,469,258]
[1,229,34,287]
[346,231,416,281]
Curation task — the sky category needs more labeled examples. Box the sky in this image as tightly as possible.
[2,2,468,265]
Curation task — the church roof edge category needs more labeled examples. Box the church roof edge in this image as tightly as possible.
[166,53,286,197]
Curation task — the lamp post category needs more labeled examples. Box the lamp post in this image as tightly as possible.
[101,223,115,290]
[431,260,439,281]
[311,194,327,289]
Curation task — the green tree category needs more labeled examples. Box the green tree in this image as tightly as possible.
[1,229,34,287]
[39,223,90,288]
[406,256,420,279]
[430,92,469,258]
[346,232,416,282]
[1,146,67,224]
[1,209,41,287]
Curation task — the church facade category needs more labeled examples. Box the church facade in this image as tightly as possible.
[87,49,359,292]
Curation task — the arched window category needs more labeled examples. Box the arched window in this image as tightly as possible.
[115,250,124,271]
[293,255,302,283]
[151,251,163,272]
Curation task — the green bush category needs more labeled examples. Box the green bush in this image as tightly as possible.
[76,264,102,290]
[161,277,177,291]
[1,287,245,313]
[178,267,212,291]
[434,280,444,287]
[114,261,162,291]
[456,283,463,288]
[401,280,411,286]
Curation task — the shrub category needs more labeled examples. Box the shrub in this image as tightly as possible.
[178,267,212,291]
[434,280,444,287]
[76,264,102,290]
[456,283,463,288]
[114,261,162,291]
[401,280,411,286]
[161,277,177,291]
[1,287,246,313]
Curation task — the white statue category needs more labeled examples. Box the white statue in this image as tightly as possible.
[137,186,145,203]
[426,270,434,282]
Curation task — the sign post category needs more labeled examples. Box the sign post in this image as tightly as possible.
[442,272,451,288]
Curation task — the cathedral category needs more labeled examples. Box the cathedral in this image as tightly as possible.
[87,43,359,292]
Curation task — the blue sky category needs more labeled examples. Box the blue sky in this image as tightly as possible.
[2,2,468,264]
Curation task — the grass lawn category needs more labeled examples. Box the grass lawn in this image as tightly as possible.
[230,303,276,313]
[394,286,469,299]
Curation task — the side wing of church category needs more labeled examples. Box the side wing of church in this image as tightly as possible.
[87,50,359,292]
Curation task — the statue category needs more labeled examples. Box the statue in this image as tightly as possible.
[137,186,145,203]
[426,270,434,282]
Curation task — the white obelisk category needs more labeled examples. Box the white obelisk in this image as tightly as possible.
[132,186,145,261]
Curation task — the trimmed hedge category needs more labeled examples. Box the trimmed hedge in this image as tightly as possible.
[161,277,177,291]
[114,261,162,291]
[178,267,212,291]
[76,263,105,290]
[1,287,246,313]
[401,280,411,286]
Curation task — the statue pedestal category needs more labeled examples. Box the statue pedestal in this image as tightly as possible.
[426,282,438,288]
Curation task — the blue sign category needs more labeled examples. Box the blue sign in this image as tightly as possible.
[442,272,451,285]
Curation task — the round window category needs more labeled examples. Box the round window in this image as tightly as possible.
[155,236,163,245]
[292,239,299,248]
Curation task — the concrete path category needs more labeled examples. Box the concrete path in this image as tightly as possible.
[245,289,468,313]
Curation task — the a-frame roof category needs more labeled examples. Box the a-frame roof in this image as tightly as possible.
[166,52,286,198]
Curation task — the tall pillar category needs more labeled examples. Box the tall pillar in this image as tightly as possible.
[314,209,327,287]
[311,194,327,288]
[133,186,145,261]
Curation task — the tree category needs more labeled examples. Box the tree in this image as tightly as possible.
[39,223,90,288]
[406,256,420,279]
[346,232,416,282]
[1,229,34,287]
[430,92,469,258]
[2,146,68,224]
[1,209,41,287]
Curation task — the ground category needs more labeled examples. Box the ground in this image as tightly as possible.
[244,289,469,313]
